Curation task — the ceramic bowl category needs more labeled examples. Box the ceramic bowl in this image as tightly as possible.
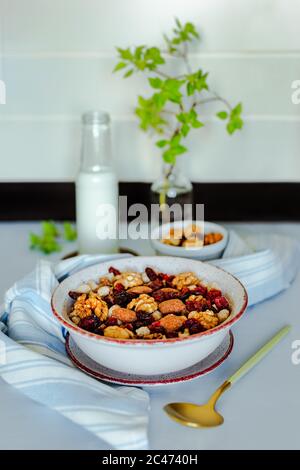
[51,256,247,375]
[150,221,228,261]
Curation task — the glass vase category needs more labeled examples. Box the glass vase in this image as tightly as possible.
[151,160,193,223]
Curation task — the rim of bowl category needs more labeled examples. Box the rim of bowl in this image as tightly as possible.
[51,265,248,346]
[151,220,228,251]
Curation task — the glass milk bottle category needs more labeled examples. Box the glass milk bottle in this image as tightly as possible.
[76,111,118,254]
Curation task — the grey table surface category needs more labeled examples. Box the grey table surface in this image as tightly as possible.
[0,221,300,450]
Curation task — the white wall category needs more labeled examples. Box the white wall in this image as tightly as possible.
[0,0,300,182]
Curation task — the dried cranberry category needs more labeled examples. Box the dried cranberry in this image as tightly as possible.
[190,285,207,297]
[179,287,190,301]
[136,311,152,322]
[185,300,201,312]
[152,289,179,302]
[114,283,125,293]
[166,275,175,285]
[186,298,210,312]
[145,267,158,281]
[109,266,121,276]
[149,321,165,334]
[78,316,97,332]
[207,288,222,301]
[166,331,178,338]
[124,323,133,331]
[147,279,163,291]
[150,321,161,329]
[113,291,130,307]
[214,296,229,310]
[107,317,118,326]
[190,324,203,335]
[68,291,81,300]
[184,318,202,335]
[133,321,146,330]
[103,295,113,307]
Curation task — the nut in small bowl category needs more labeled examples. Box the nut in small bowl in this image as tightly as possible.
[151,221,228,261]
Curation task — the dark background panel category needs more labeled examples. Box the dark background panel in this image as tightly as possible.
[0,182,299,221]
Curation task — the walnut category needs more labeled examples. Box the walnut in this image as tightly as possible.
[127,294,158,313]
[87,294,109,321]
[188,294,204,302]
[127,285,152,295]
[158,299,186,315]
[144,333,166,340]
[114,271,143,289]
[70,294,91,319]
[160,314,186,333]
[71,293,108,321]
[104,326,134,339]
[172,272,199,290]
[188,311,219,330]
[111,307,137,323]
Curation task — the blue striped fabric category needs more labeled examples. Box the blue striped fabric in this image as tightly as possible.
[0,254,149,450]
[211,232,300,306]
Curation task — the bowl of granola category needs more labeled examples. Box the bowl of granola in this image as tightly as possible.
[51,256,247,375]
[151,221,228,260]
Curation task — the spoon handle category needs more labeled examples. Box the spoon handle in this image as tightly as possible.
[228,325,291,385]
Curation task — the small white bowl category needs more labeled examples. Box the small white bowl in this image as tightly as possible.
[51,256,247,375]
[151,221,228,261]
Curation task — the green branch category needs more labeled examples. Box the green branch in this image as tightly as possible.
[113,18,244,165]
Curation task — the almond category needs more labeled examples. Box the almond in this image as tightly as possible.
[127,285,153,295]
[111,307,137,323]
[160,314,186,332]
[158,298,186,315]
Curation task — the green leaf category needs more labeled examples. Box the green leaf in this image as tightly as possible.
[124,69,134,78]
[162,149,176,164]
[148,77,162,89]
[231,102,242,116]
[156,139,168,148]
[181,123,190,136]
[63,222,77,241]
[191,119,204,128]
[41,220,59,237]
[173,144,187,155]
[186,82,194,96]
[177,112,188,124]
[116,47,133,60]
[30,233,41,249]
[175,17,182,29]
[170,134,181,147]
[216,111,228,120]
[113,62,127,73]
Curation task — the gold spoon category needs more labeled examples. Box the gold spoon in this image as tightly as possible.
[164,325,291,428]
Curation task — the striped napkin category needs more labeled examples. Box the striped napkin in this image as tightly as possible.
[0,254,149,450]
